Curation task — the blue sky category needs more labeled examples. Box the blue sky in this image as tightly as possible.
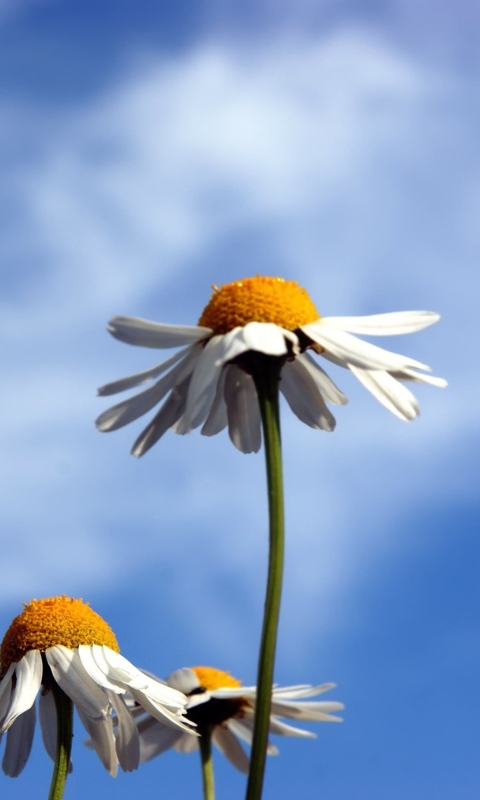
[0,0,479,798]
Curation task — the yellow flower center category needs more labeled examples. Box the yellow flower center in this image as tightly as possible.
[192,666,242,691]
[197,276,320,335]
[0,596,120,673]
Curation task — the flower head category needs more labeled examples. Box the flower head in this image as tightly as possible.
[96,275,446,456]
[0,596,192,777]
[132,665,344,773]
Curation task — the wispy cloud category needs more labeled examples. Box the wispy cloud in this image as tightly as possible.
[0,29,472,661]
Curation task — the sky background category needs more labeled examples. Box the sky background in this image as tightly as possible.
[1,0,479,798]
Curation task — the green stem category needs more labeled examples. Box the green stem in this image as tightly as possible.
[199,724,215,800]
[48,682,73,800]
[246,356,285,800]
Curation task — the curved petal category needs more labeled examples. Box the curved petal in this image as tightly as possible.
[224,716,254,745]
[97,345,194,397]
[173,731,199,754]
[201,367,229,437]
[39,689,59,763]
[320,311,441,336]
[166,668,199,695]
[78,646,125,695]
[239,322,297,356]
[280,359,336,431]
[349,366,420,420]
[270,699,344,721]
[137,715,184,762]
[1,651,42,731]
[77,705,117,776]
[45,646,109,720]
[107,317,211,349]
[109,693,140,772]
[93,647,187,713]
[95,347,198,432]
[225,367,261,453]
[392,369,448,388]
[176,334,234,433]
[213,726,250,773]
[297,353,348,406]
[132,376,190,456]
[0,664,15,724]
[267,717,317,737]
[302,322,431,373]
[272,683,337,699]
[227,717,278,754]
[2,703,36,777]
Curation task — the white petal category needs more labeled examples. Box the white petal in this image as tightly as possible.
[272,683,337,699]
[210,687,255,700]
[107,316,211,349]
[173,731,199,754]
[46,646,109,719]
[320,311,441,336]
[239,322,297,356]
[270,699,344,721]
[2,704,36,777]
[176,334,237,433]
[213,727,250,773]
[224,367,261,453]
[94,648,188,713]
[303,322,431,372]
[129,689,191,730]
[166,668,200,695]
[280,359,336,431]
[227,717,278,754]
[109,693,140,772]
[39,689,57,762]
[224,717,254,746]
[95,347,198,432]
[201,368,229,437]
[97,346,194,396]
[137,716,184,762]
[349,366,420,420]
[0,664,15,724]
[132,377,190,456]
[297,353,348,405]
[76,706,117,776]
[78,646,125,695]
[267,717,316,737]
[392,369,448,388]
[1,651,42,731]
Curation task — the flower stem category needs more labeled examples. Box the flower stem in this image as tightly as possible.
[199,724,215,800]
[246,356,285,800]
[48,682,73,800]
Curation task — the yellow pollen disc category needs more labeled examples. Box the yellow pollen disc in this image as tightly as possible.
[197,276,320,335]
[0,596,120,673]
[192,666,242,691]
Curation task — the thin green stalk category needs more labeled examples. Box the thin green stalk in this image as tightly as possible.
[48,682,73,800]
[246,356,285,800]
[199,724,215,800]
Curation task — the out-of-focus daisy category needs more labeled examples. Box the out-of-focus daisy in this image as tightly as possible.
[96,276,446,456]
[0,596,192,778]
[131,666,344,773]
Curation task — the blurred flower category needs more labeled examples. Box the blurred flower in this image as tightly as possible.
[132,665,344,773]
[0,596,192,777]
[96,275,446,455]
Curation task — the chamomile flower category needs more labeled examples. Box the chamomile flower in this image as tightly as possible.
[0,596,192,778]
[132,666,344,774]
[96,276,446,456]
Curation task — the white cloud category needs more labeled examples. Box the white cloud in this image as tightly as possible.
[0,29,475,660]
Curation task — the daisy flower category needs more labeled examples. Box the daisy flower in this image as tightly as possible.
[0,596,193,778]
[131,666,344,774]
[96,276,446,456]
